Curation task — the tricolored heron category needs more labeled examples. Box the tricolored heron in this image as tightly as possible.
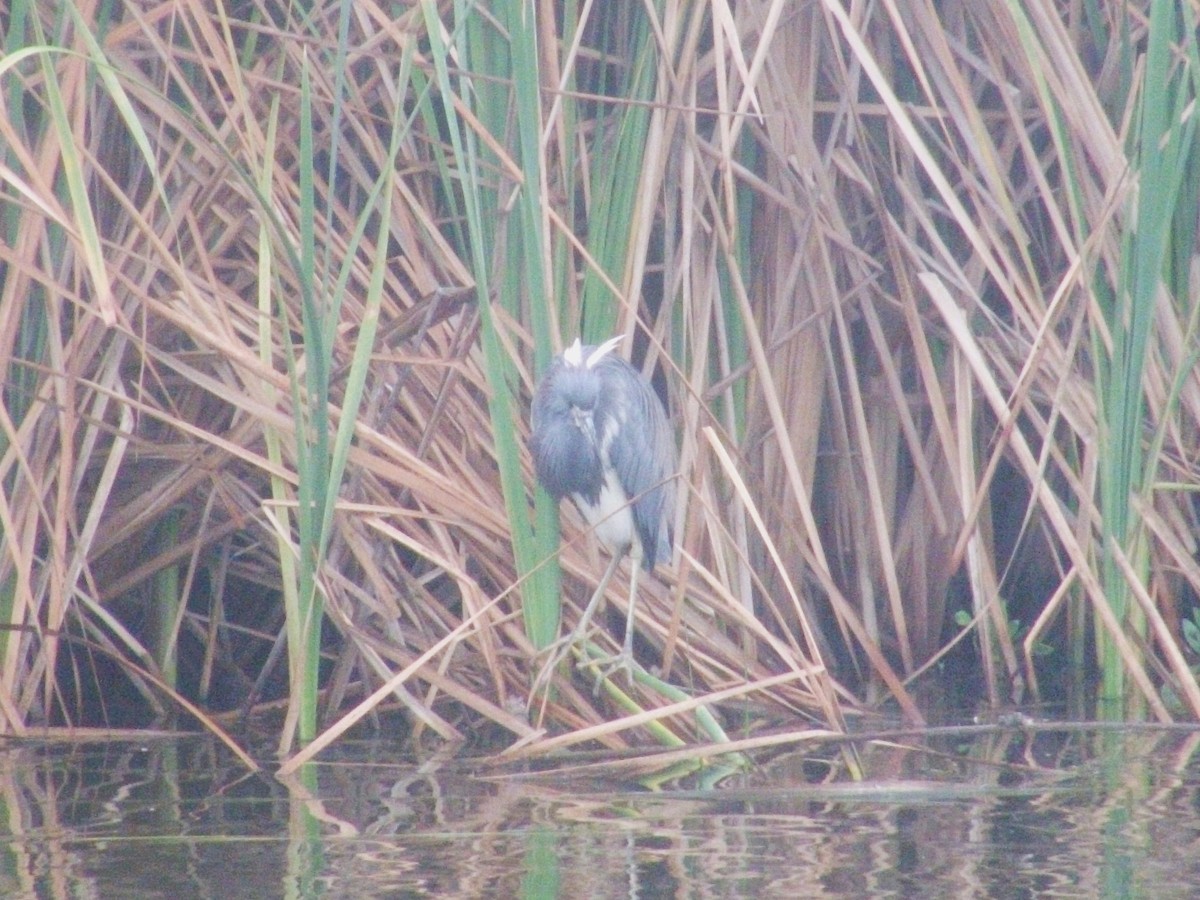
[530,336,675,687]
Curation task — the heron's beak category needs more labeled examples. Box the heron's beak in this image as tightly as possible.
[570,406,594,439]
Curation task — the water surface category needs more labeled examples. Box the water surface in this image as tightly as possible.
[1,724,1196,897]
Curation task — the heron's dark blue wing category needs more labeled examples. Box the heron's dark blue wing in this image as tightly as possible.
[599,357,675,569]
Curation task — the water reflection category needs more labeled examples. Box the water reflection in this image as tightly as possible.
[0,726,1197,897]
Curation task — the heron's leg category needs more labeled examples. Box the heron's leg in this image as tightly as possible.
[584,561,641,694]
[621,561,640,661]
[528,551,623,702]
[569,550,624,649]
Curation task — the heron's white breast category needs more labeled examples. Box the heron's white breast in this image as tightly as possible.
[571,468,637,557]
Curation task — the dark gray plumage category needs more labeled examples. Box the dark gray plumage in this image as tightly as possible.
[530,336,675,683]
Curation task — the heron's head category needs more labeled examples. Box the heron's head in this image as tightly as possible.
[531,337,624,499]
[555,367,600,428]
[548,337,622,437]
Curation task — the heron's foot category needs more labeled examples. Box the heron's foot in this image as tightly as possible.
[579,649,638,695]
[528,626,597,704]
[528,641,570,705]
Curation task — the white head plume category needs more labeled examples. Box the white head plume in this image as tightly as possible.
[562,335,622,369]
